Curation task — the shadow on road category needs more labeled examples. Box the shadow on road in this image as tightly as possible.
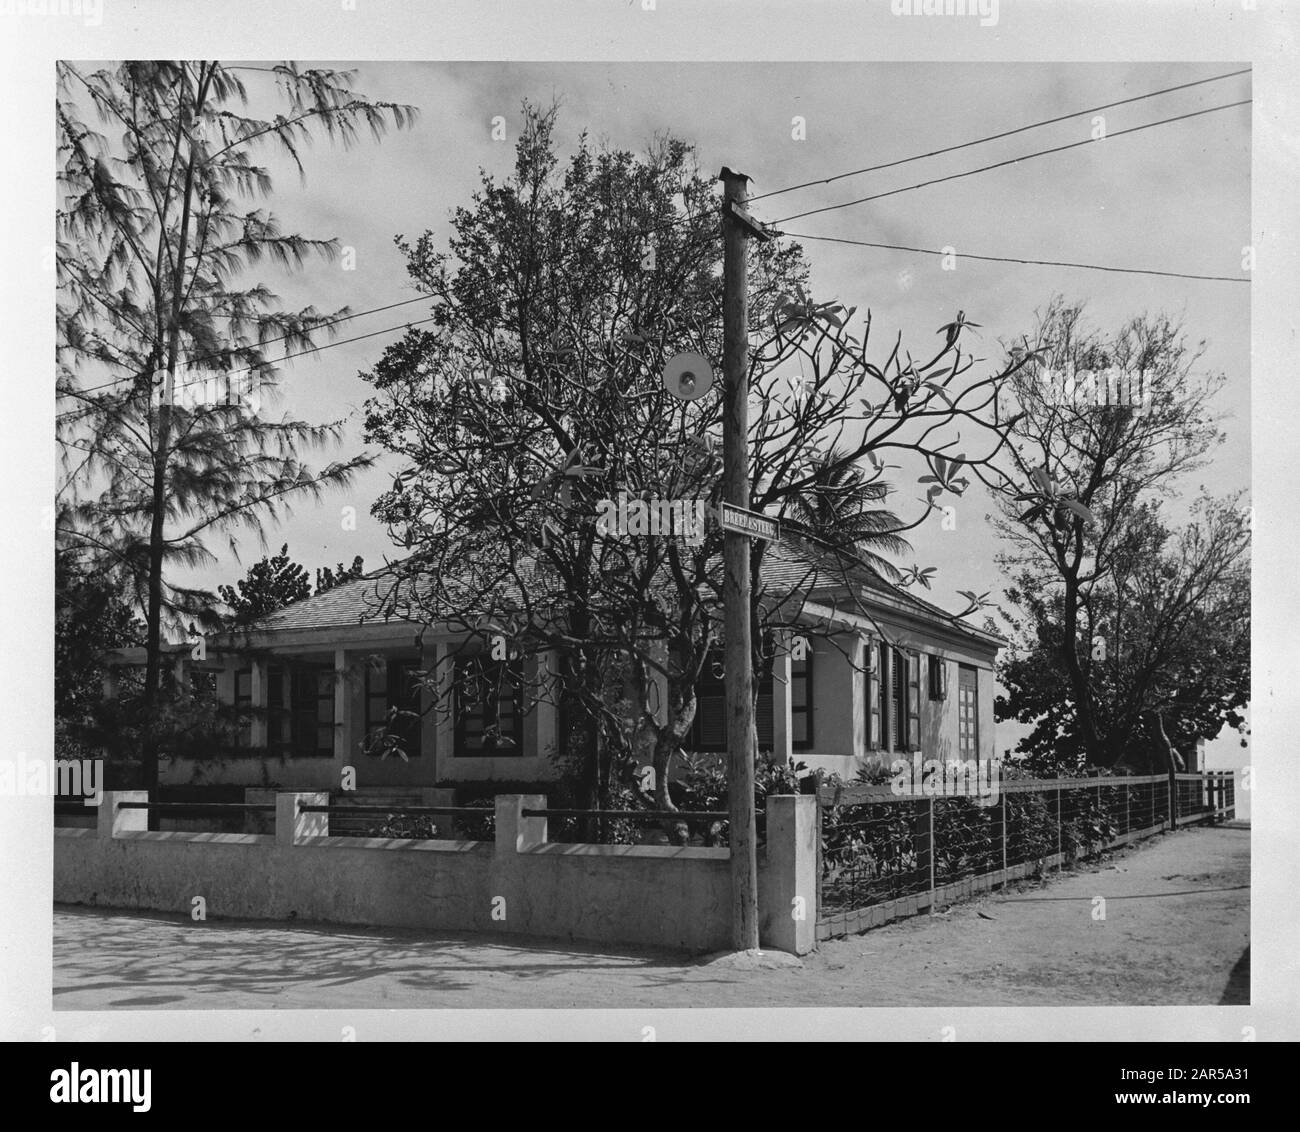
[54,904,704,1009]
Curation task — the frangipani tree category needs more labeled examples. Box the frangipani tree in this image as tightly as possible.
[361,104,1036,827]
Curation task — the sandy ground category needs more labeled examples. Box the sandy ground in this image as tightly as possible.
[53,823,1248,1010]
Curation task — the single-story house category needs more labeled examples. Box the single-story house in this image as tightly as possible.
[103,539,1001,800]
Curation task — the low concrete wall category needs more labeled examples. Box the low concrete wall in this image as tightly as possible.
[54,791,819,954]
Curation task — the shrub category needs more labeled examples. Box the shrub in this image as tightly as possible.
[670,752,827,847]
[453,797,496,841]
[364,813,440,840]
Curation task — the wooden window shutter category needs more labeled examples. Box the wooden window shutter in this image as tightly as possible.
[888,646,902,750]
[906,651,921,750]
[866,638,881,749]
[928,655,949,700]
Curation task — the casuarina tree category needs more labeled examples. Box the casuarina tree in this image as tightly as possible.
[56,61,416,806]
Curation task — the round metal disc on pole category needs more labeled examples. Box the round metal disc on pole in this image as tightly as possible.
[662,351,714,402]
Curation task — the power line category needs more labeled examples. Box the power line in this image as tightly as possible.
[769,99,1252,226]
[780,231,1249,285]
[61,216,721,400]
[218,315,442,374]
[67,313,441,398]
[749,67,1251,204]
[63,293,434,397]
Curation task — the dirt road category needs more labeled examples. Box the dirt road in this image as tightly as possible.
[53,823,1248,1010]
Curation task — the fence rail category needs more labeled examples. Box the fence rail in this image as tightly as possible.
[54,797,739,842]
[814,769,1235,941]
[520,808,732,821]
[297,804,485,817]
[115,801,277,812]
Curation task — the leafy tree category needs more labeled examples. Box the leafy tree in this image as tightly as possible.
[316,555,366,592]
[998,498,1248,774]
[56,61,415,804]
[989,299,1246,770]
[361,104,1031,828]
[218,544,312,624]
[56,553,144,726]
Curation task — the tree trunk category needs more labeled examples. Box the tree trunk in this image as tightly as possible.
[652,672,697,846]
[139,66,210,827]
[1059,566,1104,766]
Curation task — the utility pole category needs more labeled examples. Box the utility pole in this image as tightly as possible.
[719,167,764,951]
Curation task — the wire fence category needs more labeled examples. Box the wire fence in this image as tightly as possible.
[815,770,1235,940]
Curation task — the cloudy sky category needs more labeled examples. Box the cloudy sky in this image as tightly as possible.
[108,60,1251,765]
[198,60,1249,592]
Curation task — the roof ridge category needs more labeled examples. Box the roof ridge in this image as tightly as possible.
[237,543,1003,645]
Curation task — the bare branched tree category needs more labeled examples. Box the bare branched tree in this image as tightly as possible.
[988,299,1247,769]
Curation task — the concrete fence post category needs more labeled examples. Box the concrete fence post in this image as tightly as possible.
[98,790,148,838]
[486,795,546,936]
[494,794,547,854]
[276,791,329,846]
[927,797,936,897]
[1055,785,1063,864]
[1000,790,1008,878]
[760,794,817,956]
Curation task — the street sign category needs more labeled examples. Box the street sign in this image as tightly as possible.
[718,501,779,541]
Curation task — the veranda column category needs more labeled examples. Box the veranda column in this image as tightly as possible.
[771,634,793,766]
[333,648,351,764]
[249,659,268,749]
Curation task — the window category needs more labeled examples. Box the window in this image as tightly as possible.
[269,662,335,758]
[876,641,890,750]
[892,648,908,749]
[864,642,876,750]
[455,654,523,756]
[688,650,800,752]
[365,659,424,759]
[872,644,918,751]
[958,664,979,760]
[297,665,336,758]
[928,655,948,700]
[790,651,812,750]
[689,654,728,751]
